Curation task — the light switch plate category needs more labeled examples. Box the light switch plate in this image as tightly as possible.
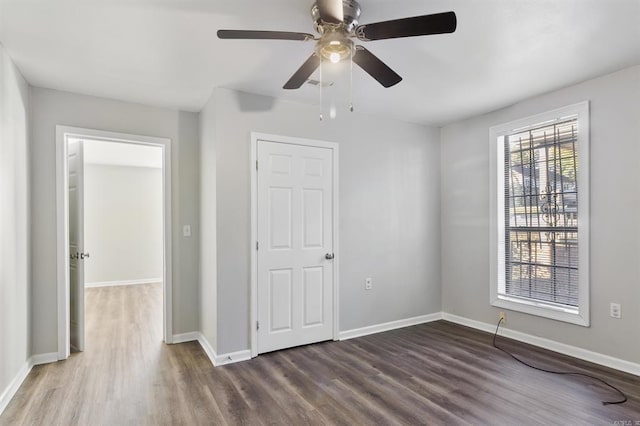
[610,302,621,319]
[183,225,191,237]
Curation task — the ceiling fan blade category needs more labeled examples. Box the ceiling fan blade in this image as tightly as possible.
[352,46,402,88]
[355,11,457,41]
[283,54,321,89]
[217,30,314,41]
[316,0,343,24]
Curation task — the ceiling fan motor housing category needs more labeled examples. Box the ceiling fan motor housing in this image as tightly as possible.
[312,0,361,33]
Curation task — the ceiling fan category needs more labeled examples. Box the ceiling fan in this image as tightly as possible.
[217,0,457,89]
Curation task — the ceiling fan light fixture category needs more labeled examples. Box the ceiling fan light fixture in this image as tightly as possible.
[317,32,352,64]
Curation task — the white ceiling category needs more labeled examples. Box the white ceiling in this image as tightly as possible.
[80,139,162,168]
[1,0,639,126]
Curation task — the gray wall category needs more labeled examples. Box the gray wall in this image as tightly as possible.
[199,92,217,351]
[30,88,200,354]
[84,164,163,285]
[0,45,30,409]
[202,88,441,354]
[441,65,640,363]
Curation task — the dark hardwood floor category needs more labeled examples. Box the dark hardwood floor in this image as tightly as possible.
[2,283,639,425]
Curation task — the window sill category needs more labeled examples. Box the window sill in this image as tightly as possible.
[492,295,589,327]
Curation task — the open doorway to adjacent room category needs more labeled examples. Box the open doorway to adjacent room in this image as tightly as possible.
[82,139,164,353]
[56,126,173,360]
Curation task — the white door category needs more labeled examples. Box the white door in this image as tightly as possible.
[68,140,85,352]
[257,140,334,353]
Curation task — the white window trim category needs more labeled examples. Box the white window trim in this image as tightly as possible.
[489,101,590,326]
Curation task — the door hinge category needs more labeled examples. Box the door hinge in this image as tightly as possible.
[256,241,259,250]
[256,321,260,330]
[256,160,258,171]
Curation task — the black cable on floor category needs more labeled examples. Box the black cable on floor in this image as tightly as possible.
[492,318,627,405]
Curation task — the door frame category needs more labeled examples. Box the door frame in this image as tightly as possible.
[250,132,339,358]
[55,125,173,360]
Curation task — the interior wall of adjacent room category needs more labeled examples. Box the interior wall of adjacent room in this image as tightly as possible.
[29,88,200,355]
[0,45,30,407]
[441,65,640,364]
[200,88,441,355]
[84,163,163,285]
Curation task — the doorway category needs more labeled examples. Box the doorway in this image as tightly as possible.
[250,133,340,356]
[56,126,173,360]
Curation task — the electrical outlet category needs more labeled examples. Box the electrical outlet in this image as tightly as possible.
[499,312,506,323]
[610,303,621,319]
[365,278,372,290]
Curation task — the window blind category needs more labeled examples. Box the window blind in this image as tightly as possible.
[502,117,579,307]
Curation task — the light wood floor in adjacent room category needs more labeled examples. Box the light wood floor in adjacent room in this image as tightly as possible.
[2,283,639,425]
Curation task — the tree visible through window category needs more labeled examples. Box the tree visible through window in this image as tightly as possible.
[491,102,589,325]
[504,119,579,307]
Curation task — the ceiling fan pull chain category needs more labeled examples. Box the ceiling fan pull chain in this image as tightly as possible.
[319,59,324,121]
[349,48,354,113]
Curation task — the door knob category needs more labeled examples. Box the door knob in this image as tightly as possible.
[325,253,334,260]
[80,252,90,260]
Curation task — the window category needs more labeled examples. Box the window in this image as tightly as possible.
[490,102,589,326]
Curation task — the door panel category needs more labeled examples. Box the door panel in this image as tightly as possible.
[68,140,85,352]
[257,140,334,354]
[269,188,292,250]
[269,269,293,332]
[302,189,324,248]
[302,267,324,326]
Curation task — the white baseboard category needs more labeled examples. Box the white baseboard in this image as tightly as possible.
[442,313,640,377]
[172,332,252,367]
[0,360,30,416]
[195,332,217,365]
[338,312,443,341]
[213,349,252,366]
[172,332,200,344]
[31,352,59,366]
[85,278,162,288]
[0,352,59,416]
[182,313,444,365]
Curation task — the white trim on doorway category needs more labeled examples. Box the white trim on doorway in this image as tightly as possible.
[249,132,340,358]
[55,126,173,360]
